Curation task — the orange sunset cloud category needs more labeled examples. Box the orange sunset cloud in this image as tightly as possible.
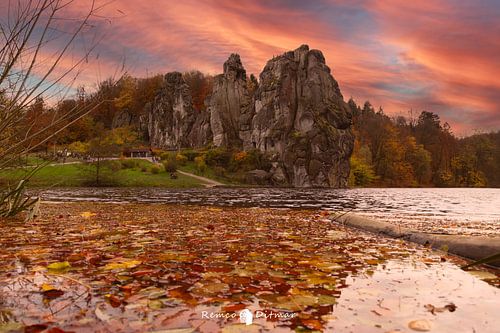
[3,0,499,134]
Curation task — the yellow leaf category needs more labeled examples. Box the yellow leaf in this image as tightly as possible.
[47,261,71,271]
[81,211,96,218]
[104,260,141,270]
[41,283,56,291]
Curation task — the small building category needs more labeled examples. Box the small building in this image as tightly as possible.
[123,148,153,158]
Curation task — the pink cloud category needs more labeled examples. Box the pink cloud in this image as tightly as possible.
[8,0,498,133]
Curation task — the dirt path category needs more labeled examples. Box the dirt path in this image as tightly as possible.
[176,169,224,187]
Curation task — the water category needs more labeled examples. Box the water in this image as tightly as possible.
[1,202,499,332]
[34,187,500,236]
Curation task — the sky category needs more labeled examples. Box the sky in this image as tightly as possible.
[3,0,500,135]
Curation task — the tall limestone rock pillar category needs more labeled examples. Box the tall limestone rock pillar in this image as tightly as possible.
[207,54,253,148]
[249,45,354,187]
[148,72,196,149]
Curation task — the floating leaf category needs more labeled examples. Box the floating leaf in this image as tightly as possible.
[105,294,121,307]
[326,230,345,240]
[41,283,56,291]
[104,259,141,270]
[191,282,229,296]
[317,294,337,305]
[424,303,456,315]
[148,299,164,309]
[80,211,96,218]
[0,322,23,333]
[302,318,323,330]
[43,289,64,299]
[408,319,432,331]
[23,324,48,332]
[47,261,71,271]
[273,294,318,311]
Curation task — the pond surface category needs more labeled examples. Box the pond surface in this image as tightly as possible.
[1,203,498,333]
[35,187,500,236]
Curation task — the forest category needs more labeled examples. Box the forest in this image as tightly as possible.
[348,100,500,187]
[10,71,500,188]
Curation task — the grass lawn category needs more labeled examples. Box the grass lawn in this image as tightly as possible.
[0,160,204,188]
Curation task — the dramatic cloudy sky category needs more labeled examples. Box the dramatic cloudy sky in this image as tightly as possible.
[5,0,500,135]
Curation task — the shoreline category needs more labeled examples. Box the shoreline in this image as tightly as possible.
[332,213,500,267]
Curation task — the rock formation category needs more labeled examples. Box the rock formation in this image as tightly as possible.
[147,72,197,149]
[145,45,354,187]
[207,54,253,148]
[248,45,354,187]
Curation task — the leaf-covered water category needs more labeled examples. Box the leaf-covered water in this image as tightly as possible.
[34,187,500,236]
[0,203,498,332]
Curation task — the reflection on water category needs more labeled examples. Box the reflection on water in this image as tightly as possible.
[2,259,499,332]
[330,260,500,332]
[35,187,500,236]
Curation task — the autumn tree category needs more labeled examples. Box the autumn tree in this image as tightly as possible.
[414,111,456,180]
[90,78,121,128]
[85,125,138,185]
[348,131,378,186]
[183,71,213,111]
[404,137,432,185]
[0,0,107,216]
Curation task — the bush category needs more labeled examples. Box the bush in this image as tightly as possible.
[150,165,161,174]
[175,153,188,166]
[205,148,231,167]
[233,151,248,162]
[162,159,177,172]
[194,156,206,173]
[242,149,272,171]
[182,149,201,161]
[121,159,137,169]
[141,166,148,172]
[160,152,174,161]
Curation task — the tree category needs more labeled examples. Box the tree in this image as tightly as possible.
[247,74,258,96]
[85,126,138,185]
[348,156,378,186]
[405,137,432,185]
[0,0,106,216]
[414,111,456,180]
[183,71,213,111]
[451,151,487,187]
[348,128,378,186]
[114,74,136,113]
